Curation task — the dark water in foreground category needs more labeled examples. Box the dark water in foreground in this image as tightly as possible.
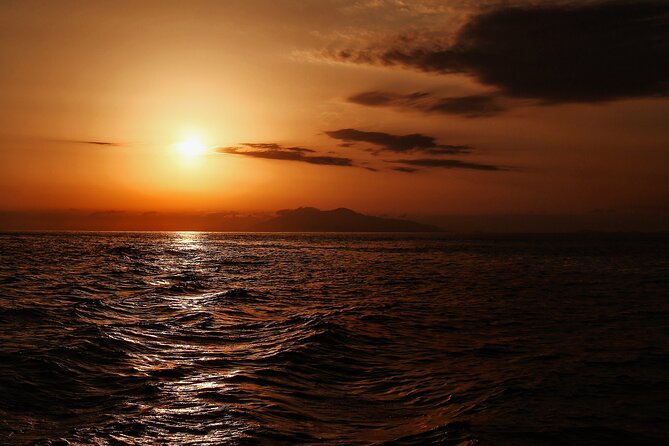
[1,232,668,445]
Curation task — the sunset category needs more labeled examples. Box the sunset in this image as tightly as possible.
[1,1,668,445]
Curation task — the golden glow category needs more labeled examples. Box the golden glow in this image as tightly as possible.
[175,134,207,159]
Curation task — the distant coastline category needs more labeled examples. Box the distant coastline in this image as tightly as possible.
[1,207,668,233]
[0,207,440,233]
[254,207,440,232]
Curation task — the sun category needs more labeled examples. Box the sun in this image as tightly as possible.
[175,134,207,159]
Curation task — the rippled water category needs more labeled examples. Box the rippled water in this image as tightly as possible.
[1,232,668,445]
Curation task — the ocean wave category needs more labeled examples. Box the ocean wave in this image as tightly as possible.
[1,232,668,444]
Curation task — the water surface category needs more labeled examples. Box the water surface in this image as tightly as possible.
[1,232,668,445]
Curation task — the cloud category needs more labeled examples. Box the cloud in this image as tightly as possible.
[333,1,669,103]
[393,158,504,171]
[393,166,419,173]
[239,143,315,153]
[59,140,120,146]
[218,134,502,174]
[217,143,353,167]
[348,91,505,117]
[78,141,120,146]
[326,128,470,154]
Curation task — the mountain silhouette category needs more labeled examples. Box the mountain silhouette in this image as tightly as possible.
[255,207,441,232]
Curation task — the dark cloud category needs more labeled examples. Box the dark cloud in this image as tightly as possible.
[393,166,419,173]
[348,91,505,117]
[336,2,669,103]
[326,128,470,154]
[240,143,315,153]
[65,140,120,146]
[427,94,505,116]
[394,158,504,171]
[217,143,353,167]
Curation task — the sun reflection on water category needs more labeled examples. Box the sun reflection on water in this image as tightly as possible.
[171,231,206,251]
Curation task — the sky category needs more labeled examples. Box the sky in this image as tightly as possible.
[1,0,669,228]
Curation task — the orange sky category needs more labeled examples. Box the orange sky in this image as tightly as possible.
[1,0,669,221]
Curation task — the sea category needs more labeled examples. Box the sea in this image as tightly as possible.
[0,232,668,445]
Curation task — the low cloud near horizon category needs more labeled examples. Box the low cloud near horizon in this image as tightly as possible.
[71,140,121,147]
[217,143,353,167]
[326,128,470,155]
[393,158,504,172]
[218,130,505,173]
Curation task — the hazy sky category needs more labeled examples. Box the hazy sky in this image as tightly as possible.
[1,0,668,216]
